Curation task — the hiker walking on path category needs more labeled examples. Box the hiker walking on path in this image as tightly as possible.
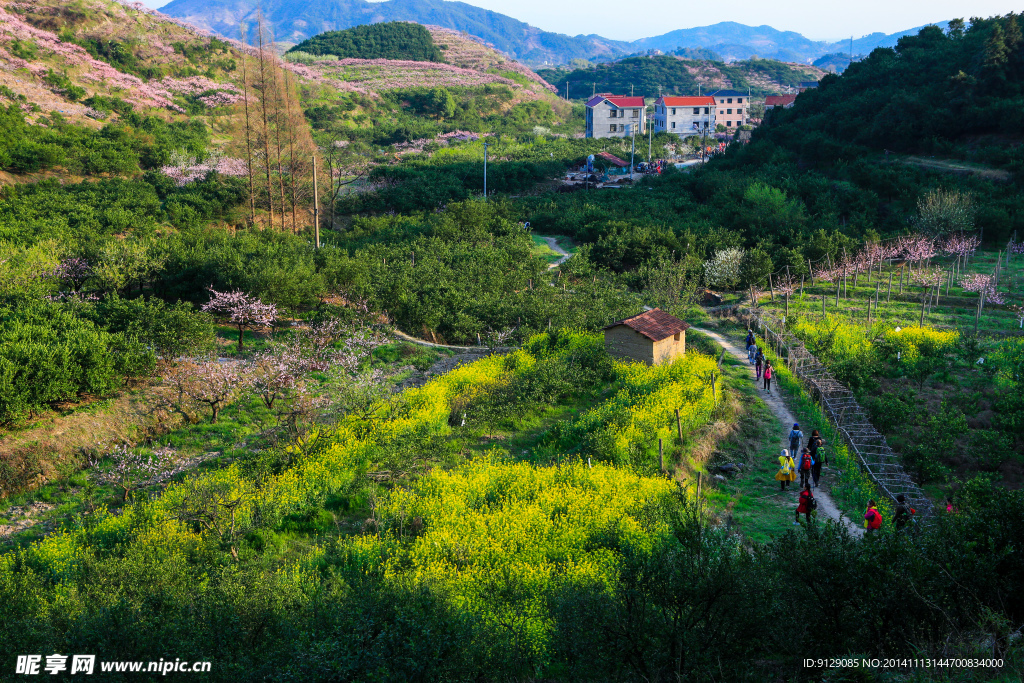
[745,330,756,362]
[864,500,883,534]
[795,483,816,526]
[755,347,764,381]
[894,495,915,530]
[808,430,826,488]
[798,447,814,489]
[788,423,803,460]
[763,362,773,394]
[775,449,796,490]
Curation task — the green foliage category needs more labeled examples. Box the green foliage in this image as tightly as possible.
[0,105,210,176]
[537,55,814,98]
[758,17,1024,168]
[88,295,214,358]
[42,70,86,101]
[288,22,443,62]
[0,304,154,424]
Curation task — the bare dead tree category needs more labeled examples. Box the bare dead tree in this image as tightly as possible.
[255,13,275,228]
[239,24,257,225]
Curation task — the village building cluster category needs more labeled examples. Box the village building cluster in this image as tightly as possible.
[584,81,818,140]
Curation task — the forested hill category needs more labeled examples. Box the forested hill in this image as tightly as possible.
[287,21,443,61]
[756,17,1024,169]
[538,55,826,99]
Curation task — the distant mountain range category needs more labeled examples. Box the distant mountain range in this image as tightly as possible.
[158,0,948,67]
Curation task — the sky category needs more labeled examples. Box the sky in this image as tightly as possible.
[139,0,1019,42]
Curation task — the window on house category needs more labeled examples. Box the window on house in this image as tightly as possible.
[727,121,732,126]
[727,109,732,114]
[632,109,639,117]
[738,97,743,103]
[671,121,676,128]
[737,108,742,115]
[704,107,709,114]
[609,124,616,132]
[727,98,733,103]
[719,110,723,114]
[674,332,680,341]
[719,99,724,103]
[693,107,699,114]
[671,108,676,115]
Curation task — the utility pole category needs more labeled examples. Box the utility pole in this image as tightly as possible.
[482,142,488,200]
[648,105,652,163]
[630,123,636,182]
[312,154,319,249]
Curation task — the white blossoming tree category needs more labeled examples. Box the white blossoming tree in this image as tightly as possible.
[703,247,745,290]
[201,287,277,352]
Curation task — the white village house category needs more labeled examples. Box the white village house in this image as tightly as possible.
[652,95,716,137]
[585,94,647,139]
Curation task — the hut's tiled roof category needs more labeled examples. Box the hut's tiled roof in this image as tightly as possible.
[604,308,690,342]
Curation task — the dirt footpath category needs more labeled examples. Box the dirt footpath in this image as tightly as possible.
[696,327,864,537]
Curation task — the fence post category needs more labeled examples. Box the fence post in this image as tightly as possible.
[675,408,683,442]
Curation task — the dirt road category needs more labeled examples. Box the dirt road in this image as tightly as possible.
[695,327,864,537]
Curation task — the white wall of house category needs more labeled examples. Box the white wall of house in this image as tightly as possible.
[586,101,646,139]
[652,104,715,138]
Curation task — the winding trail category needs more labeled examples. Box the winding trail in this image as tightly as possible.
[695,327,864,537]
[539,236,571,269]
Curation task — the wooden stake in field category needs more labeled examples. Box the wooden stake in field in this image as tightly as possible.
[675,408,683,442]
[887,271,893,303]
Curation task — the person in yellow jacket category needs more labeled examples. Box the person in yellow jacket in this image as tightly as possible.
[775,449,796,490]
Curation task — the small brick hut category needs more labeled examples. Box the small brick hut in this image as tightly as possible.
[603,308,690,365]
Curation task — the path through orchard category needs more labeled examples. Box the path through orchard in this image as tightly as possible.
[695,327,865,538]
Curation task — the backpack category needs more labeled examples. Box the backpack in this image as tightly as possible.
[801,454,812,470]
[781,459,792,475]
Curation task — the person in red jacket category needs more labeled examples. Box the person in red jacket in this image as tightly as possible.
[794,483,816,526]
[864,500,883,534]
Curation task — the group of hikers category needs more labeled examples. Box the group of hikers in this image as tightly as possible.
[744,329,920,533]
[744,330,773,394]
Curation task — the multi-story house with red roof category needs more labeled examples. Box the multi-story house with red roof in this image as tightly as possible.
[652,95,716,137]
[584,94,647,139]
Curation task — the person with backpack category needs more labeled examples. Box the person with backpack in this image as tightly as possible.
[775,449,796,490]
[808,430,826,488]
[763,362,773,393]
[755,348,764,381]
[788,424,803,460]
[797,447,814,488]
[894,494,915,530]
[795,483,816,526]
[864,500,883,534]
[745,330,756,362]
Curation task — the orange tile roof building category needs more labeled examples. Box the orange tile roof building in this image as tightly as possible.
[765,94,798,108]
[585,94,647,139]
[603,308,690,365]
[652,95,716,138]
